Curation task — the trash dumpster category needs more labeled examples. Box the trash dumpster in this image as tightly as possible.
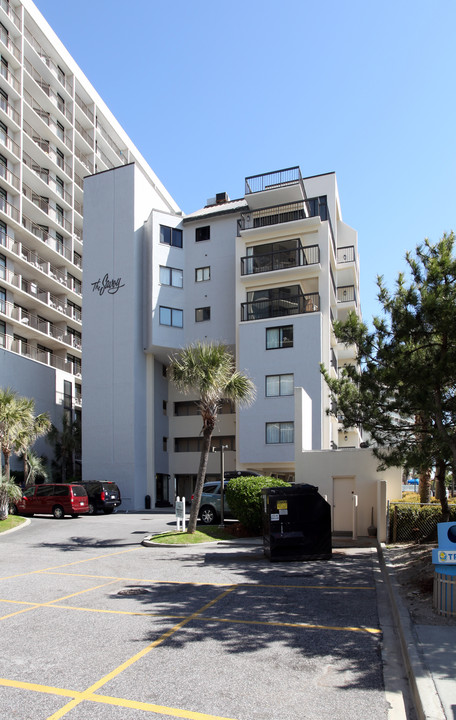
[262,484,332,561]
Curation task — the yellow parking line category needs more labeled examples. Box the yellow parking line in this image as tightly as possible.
[0,546,143,581]
[201,615,381,635]
[0,578,120,620]
[45,586,237,720]
[0,679,238,719]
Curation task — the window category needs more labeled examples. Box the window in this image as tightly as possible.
[160,225,182,248]
[266,325,293,349]
[0,319,5,347]
[56,203,64,225]
[163,437,168,452]
[56,147,64,169]
[0,287,5,313]
[195,225,210,242]
[175,436,235,452]
[195,306,210,322]
[0,120,7,144]
[56,121,65,141]
[0,252,5,280]
[0,219,6,244]
[195,266,210,282]
[266,374,294,397]
[0,186,6,212]
[266,422,294,444]
[55,176,64,198]
[159,265,183,288]
[159,306,183,328]
[0,88,7,112]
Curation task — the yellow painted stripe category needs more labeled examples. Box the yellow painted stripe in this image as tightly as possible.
[0,677,80,699]
[45,586,237,720]
[0,579,119,620]
[40,571,233,587]
[201,615,381,635]
[0,678,238,720]
[90,691,239,719]
[0,546,142,581]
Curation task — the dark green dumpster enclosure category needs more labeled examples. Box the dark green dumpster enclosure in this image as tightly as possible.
[262,484,332,561]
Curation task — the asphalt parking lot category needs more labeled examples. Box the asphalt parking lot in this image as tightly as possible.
[0,512,405,720]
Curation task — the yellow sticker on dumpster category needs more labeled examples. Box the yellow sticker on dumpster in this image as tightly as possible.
[277,501,288,510]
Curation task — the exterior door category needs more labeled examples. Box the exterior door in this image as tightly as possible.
[333,476,355,535]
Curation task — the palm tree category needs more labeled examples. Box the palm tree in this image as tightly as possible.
[168,342,255,533]
[48,413,81,482]
[24,451,48,487]
[15,412,51,486]
[0,388,34,481]
[0,471,22,521]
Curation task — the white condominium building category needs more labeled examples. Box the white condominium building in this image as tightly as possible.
[83,164,361,510]
[0,0,179,475]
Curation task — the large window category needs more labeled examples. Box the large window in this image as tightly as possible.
[266,422,294,444]
[195,306,210,322]
[159,265,183,288]
[266,374,294,397]
[159,306,183,328]
[195,226,210,242]
[266,325,293,349]
[160,225,182,248]
[195,266,210,282]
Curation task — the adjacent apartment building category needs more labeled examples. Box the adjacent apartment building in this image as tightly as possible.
[0,0,179,473]
[83,163,362,509]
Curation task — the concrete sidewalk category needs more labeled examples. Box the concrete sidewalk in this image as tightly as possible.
[379,544,456,720]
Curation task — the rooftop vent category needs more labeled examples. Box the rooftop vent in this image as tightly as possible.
[216,192,229,204]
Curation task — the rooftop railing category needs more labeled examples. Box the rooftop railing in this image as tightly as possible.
[241,292,320,322]
[245,166,303,195]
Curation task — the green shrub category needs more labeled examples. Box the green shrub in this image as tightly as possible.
[388,502,456,542]
[225,476,290,533]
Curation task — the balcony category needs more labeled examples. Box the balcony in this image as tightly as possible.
[337,285,357,304]
[241,243,319,276]
[0,332,76,374]
[241,292,320,322]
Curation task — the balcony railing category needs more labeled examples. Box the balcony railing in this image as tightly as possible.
[24,58,73,123]
[0,27,21,61]
[0,93,20,126]
[0,0,21,29]
[241,292,320,322]
[0,332,76,374]
[239,194,336,256]
[245,167,303,195]
[24,26,73,94]
[241,244,320,275]
[337,246,356,264]
[337,285,357,304]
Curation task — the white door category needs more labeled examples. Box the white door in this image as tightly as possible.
[333,476,355,535]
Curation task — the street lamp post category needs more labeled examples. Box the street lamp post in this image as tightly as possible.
[212,444,228,527]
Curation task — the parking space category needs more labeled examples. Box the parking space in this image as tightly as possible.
[0,519,391,720]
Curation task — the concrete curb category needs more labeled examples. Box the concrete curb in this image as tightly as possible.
[0,517,30,536]
[378,542,446,720]
[141,535,263,548]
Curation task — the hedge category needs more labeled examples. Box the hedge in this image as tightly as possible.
[225,476,290,533]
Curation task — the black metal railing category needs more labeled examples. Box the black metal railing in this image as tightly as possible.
[245,167,302,195]
[337,285,357,304]
[241,244,320,275]
[241,292,320,322]
[337,246,356,264]
[238,195,335,255]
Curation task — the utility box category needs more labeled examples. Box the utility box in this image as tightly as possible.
[262,484,332,561]
[432,521,456,617]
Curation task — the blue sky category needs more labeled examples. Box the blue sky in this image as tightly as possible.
[35,0,456,325]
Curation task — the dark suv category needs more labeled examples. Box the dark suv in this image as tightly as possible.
[81,481,121,515]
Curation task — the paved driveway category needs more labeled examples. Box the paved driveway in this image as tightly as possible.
[0,512,399,720]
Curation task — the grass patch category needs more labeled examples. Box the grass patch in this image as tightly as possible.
[0,515,27,533]
[147,526,235,545]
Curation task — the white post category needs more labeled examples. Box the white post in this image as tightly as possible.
[175,496,186,532]
[352,494,358,539]
[182,496,186,532]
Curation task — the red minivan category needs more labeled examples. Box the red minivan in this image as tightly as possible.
[14,484,89,519]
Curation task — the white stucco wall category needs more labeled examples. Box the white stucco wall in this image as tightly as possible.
[83,163,176,509]
[294,446,402,541]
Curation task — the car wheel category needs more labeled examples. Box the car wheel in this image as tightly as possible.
[200,505,217,525]
[103,508,114,514]
[53,505,65,519]
[9,504,17,515]
[88,503,96,515]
